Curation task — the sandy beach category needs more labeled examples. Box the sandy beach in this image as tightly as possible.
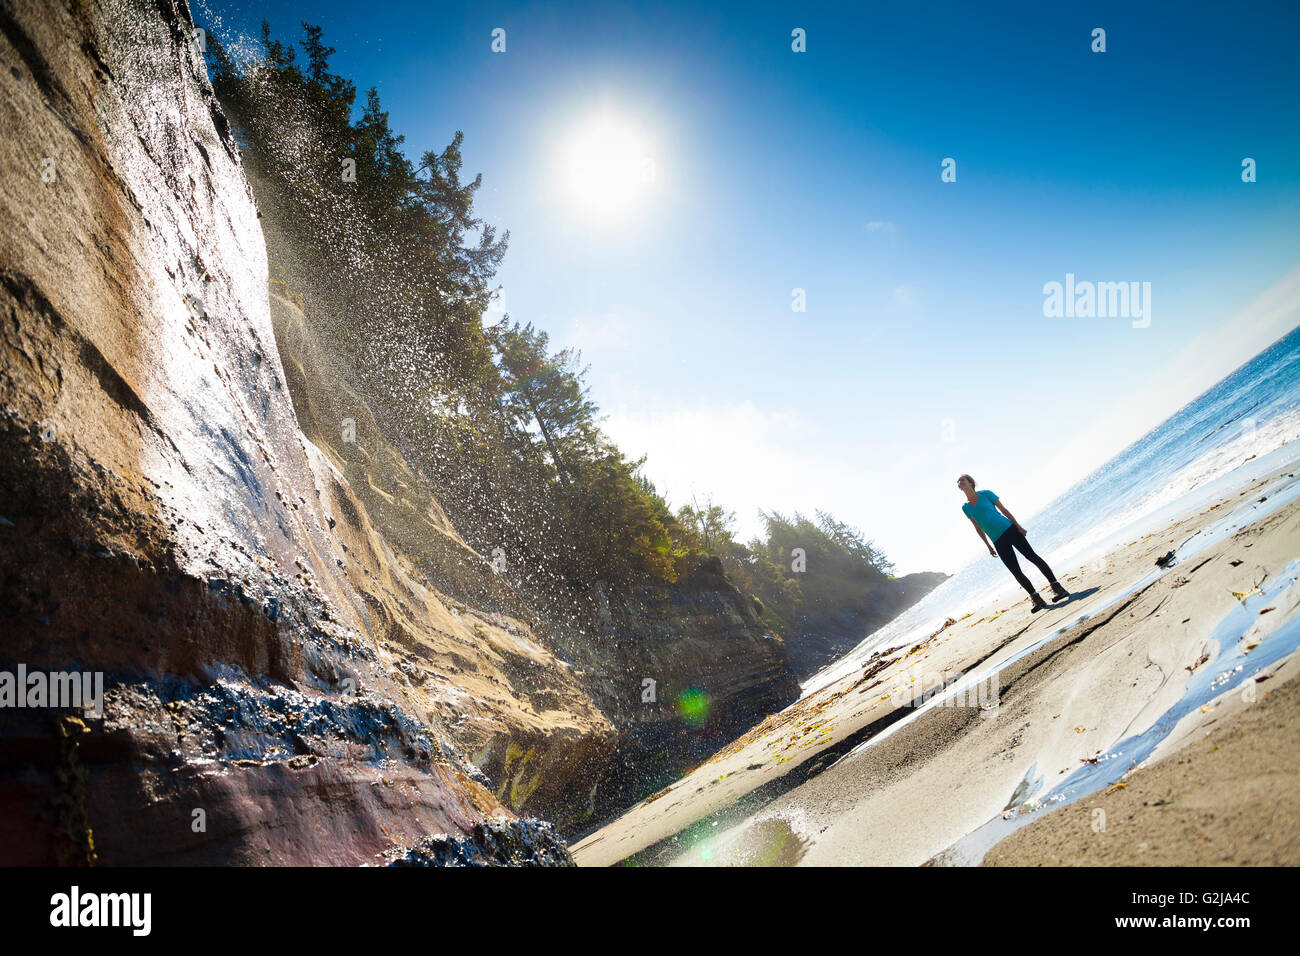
[572,463,1300,866]
[982,663,1300,866]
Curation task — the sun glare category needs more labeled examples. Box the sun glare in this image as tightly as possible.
[559,113,655,223]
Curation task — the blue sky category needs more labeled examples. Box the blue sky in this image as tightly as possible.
[203,0,1300,573]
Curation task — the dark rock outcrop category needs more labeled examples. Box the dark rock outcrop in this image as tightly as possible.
[386,819,574,867]
[551,557,803,824]
[781,571,949,680]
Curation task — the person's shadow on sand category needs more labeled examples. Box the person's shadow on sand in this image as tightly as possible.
[1044,586,1099,610]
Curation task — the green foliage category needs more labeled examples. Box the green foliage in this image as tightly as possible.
[207,22,504,400]
[677,504,895,635]
[491,321,599,489]
[572,455,685,584]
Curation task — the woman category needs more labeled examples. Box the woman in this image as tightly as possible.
[958,474,1069,612]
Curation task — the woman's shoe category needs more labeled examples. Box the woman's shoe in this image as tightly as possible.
[1030,593,1049,612]
[1050,583,1070,602]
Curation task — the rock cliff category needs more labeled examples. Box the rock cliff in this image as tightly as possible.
[0,0,586,863]
[781,572,949,680]
[556,557,802,821]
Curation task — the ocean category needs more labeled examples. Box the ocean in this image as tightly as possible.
[804,323,1300,696]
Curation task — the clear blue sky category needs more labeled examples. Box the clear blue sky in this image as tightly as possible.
[204,0,1300,574]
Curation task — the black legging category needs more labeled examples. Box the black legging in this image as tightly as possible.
[994,526,1060,596]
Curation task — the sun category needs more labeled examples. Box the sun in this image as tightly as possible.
[559,112,655,223]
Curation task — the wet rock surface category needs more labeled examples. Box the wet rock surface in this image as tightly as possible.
[386,818,575,867]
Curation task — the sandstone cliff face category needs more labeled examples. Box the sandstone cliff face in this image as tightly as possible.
[0,0,580,864]
[265,288,795,833]
[267,289,616,827]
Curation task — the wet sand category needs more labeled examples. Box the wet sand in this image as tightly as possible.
[571,464,1300,867]
[983,663,1300,865]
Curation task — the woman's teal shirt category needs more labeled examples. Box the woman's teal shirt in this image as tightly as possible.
[962,489,1012,541]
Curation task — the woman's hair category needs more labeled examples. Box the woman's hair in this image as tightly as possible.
[958,474,975,488]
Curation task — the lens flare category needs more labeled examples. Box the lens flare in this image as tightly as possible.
[677,687,709,727]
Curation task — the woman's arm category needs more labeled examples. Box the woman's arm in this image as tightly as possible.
[994,500,1027,535]
[969,518,996,555]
